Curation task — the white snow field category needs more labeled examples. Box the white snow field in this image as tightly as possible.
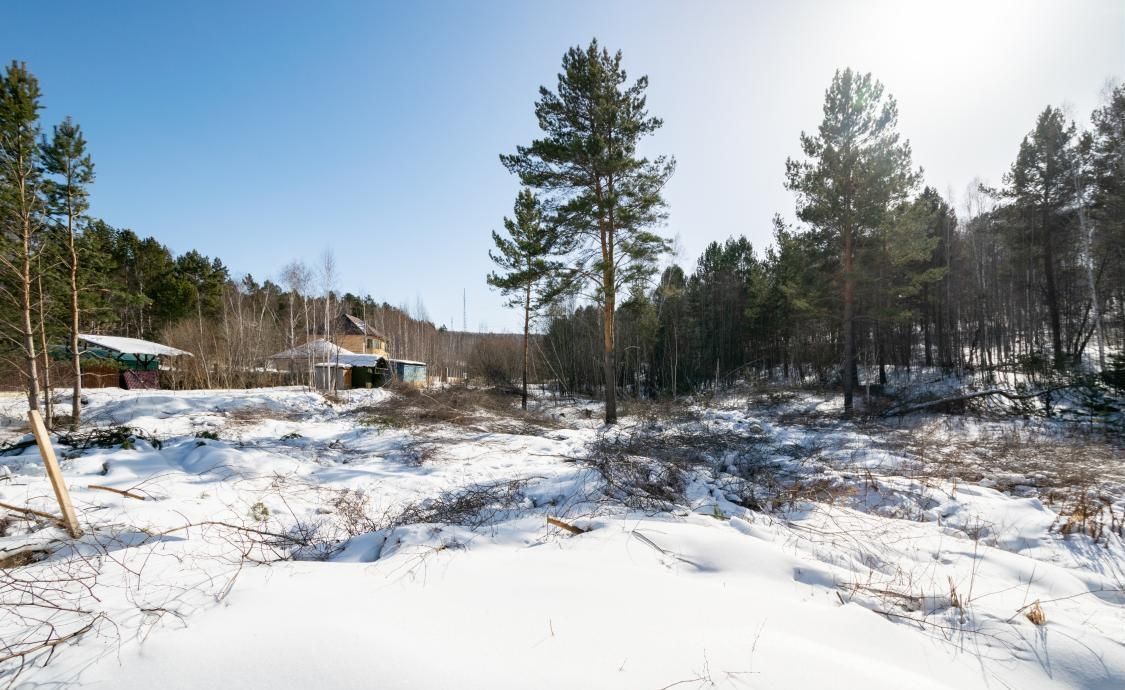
[0,386,1122,689]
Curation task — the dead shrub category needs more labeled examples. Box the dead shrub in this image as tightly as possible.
[331,489,380,536]
[1025,600,1047,626]
[57,426,163,450]
[356,384,558,433]
[398,438,440,465]
[582,428,722,511]
[388,478,530,528]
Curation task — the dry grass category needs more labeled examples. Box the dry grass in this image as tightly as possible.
[1025,600,1047,626]
[224,405,308,428]
[355,384,559,434]
[0,548,48,569]
[866,419,1125,541]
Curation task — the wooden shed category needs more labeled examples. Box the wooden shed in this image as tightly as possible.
[314,355,427,390]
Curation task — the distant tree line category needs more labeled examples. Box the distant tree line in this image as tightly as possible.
[490,41,1125,420]
[0,60,514,425]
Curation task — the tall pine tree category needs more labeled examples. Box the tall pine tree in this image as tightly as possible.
[42,116,94,428]
[0,61,45,411]
[1003,107,1076,371]
[502,39,674,424]
[785,69,918,411]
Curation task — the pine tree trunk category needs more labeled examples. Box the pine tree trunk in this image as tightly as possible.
[22,222,41,412]
[1073,169,1106,372]
[68,204,82,429]
[8,134,42,412]
[1042,210,1064,370]
[672,323,678,400]
[37,268,53,427]
[842,223,855,412]
[521,283,530,410]
[602,290,617,424]
[598,180,618,425]
[878,323,887,386]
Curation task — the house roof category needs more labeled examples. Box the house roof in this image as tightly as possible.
[311,314,386,340]
[315,354,389,368]
[78,334,192,358]
[316,356,426,369]
[269,339,354,359]
[340,314,386,339]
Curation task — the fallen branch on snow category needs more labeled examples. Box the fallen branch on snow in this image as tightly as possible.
[86,485,146,501]
[0,501,63,525]
[0,613,106,667]
[546,517,588,535]
[882,386,1071,417]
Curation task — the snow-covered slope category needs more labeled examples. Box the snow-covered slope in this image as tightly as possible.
[0,387,1121,689]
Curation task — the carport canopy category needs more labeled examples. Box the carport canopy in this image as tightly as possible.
[77,334,192,368]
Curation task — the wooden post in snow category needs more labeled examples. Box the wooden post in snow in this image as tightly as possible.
[27,410,82,538]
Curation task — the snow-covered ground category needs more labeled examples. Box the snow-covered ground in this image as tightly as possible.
[0,386,1122,689]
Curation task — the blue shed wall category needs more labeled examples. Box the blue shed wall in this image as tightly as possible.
[394,362,427,386]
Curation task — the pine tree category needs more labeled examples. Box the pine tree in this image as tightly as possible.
[653,265,689,395]
[785,68,918,411]
[41,117,94,429]
[0,61,46,412]
[869,190,946,380]
[502,39,674,424]
[1003,107,1076,371]
[487,188,564,409]
[1089,86,1125,369]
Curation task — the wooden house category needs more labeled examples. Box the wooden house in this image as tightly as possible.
[317,314,388,356]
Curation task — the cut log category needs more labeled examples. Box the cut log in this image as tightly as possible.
[0,500,62,523]
[547,516,588,535]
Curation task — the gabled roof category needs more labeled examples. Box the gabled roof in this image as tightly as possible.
[340,314,386,339]
[269,339,354,359]
[78,334,192,358]
[312,314,386,340]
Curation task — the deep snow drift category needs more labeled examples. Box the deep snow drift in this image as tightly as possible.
[0,386,1122,689]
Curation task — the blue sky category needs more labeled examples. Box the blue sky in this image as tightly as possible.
[4,1,1122,332]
